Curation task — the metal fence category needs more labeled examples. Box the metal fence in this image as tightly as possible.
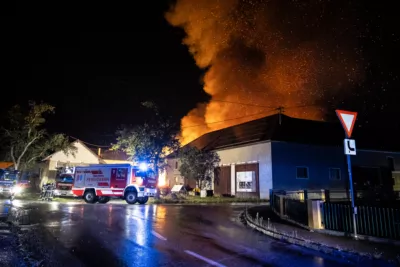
[321,202,400,240]
[283,198,308,226]
[273,194,281,214]
[273,189,400,202]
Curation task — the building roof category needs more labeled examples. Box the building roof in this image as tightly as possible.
[0,162,14,169]
[169,113,400,157]
[43,140,102,161]
[98,149,130,161]
[42,138,132,165]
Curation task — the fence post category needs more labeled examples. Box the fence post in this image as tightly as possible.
[307,200,324,229]
[279,195,285,217]
[269,189,273,206]
[324,189,330,202]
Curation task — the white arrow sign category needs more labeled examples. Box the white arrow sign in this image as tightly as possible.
[344,139,356,155]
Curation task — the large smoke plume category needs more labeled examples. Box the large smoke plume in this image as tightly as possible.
[166,0,363,144]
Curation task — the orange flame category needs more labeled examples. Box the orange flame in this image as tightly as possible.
[166,0,363,145]
[158,169,166,187]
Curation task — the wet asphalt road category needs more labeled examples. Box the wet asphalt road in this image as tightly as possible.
[3,200,357,267]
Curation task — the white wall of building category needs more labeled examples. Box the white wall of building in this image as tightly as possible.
[40,141,102,185]
[165,141,273,199]
[165,158,184,187]
[216,141,273,199]
[47,141,101,169]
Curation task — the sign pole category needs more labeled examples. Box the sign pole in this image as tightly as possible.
[336,109,358,239]
[345,139,358,239]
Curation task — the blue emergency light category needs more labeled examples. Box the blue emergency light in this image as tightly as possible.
[139,162,148,172]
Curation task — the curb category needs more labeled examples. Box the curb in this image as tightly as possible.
[240,208,398,266]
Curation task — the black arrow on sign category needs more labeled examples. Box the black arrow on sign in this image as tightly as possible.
[347,140,355,151]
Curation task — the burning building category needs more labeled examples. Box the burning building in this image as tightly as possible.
[166,0,364,145]
[165,114,400,199]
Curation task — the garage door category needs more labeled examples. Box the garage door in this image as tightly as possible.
[235,163,259,198]
[214,166,231,196]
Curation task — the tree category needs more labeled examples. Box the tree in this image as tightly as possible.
[178,146,220,190]
[112,102,180,173]
[1,102,76,172]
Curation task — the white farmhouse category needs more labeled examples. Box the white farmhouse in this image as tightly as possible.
[39,140,131,186]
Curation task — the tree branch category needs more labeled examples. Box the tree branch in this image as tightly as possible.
[3,128,11,137]
[10,146,17,168]
[26,155,40,165]
[16,135,39,169]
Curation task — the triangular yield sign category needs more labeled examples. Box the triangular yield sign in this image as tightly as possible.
[336,110,357,138]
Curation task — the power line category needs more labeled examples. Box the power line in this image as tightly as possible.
[182,108,277,129]
[68,104,319,145]
[69,136,111,148]
[284,104,320,110]
[211,99,321,111]
[181,103,320,129]
[211,99,276,109]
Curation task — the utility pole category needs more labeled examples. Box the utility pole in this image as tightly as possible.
[277,106,285,125]
[336,110,358,239]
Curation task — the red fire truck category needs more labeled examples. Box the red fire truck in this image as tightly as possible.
[54,166,75,197]
[72,163,157,204]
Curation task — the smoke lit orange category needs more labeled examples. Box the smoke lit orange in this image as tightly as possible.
[166,0,363,145]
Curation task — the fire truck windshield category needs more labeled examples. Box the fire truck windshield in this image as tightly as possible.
[147,170,156,178]
[0,170,18,181]
[57,174,74,183]
[134,169,156,178]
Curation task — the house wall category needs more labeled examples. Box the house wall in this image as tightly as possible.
[103,159,132,164]
[165,141,273,199]
[351,149,400,169]
[216,141,273,199]
[165,158,187,188]
[48,141,101,166]
[40,141,102,185]
[271,141,400,191]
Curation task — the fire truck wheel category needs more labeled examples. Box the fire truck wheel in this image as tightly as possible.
[137,197,149,204]
[125,191,138,204]
[98,196,110,204]
[83,190,96,204]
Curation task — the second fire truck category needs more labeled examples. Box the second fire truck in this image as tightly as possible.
[54,166,75,197]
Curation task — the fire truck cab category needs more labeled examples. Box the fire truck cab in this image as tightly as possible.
[54,166,75,197]
[72,163,157,204]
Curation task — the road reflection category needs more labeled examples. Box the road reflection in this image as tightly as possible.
[108,204,113,227]
[1,201,369,267]
[125,207,146,246]
[119,205,166,267]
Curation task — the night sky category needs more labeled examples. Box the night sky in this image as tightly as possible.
[1,1,399,146]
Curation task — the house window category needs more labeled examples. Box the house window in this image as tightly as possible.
[387,157,395,171]
[329,168,341,180]
[236,171,256,192]
[296,167,309,179]
[175,161,178,169]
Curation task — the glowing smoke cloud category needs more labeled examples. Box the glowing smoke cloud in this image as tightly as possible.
[166,0,363,145]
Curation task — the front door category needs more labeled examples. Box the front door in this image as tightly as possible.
[110,168,128,189]
[214,166,231,196]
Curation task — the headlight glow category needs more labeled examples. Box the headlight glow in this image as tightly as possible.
[13,186,22,194]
